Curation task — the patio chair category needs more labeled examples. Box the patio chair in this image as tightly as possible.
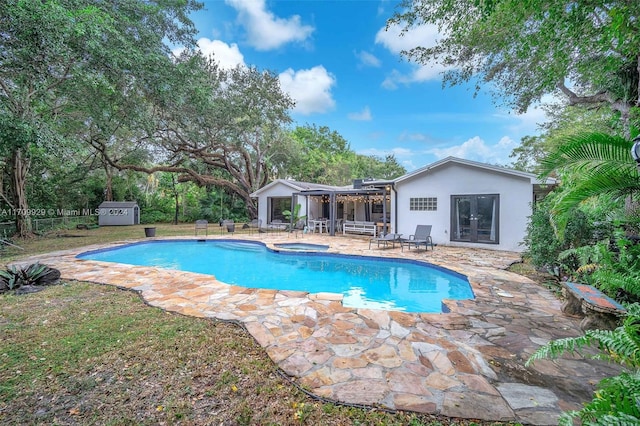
[401,225,434,251]
[195,219,208,236]
[369,233,402,249]
[246,218,261,235]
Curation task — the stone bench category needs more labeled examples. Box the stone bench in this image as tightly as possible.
[343,220,377,237]
[561,281,626,331]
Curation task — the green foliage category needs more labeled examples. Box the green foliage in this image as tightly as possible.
[0,263,60,293]
[563,209,594,248]
[527,304,640,425]
[286,124,406,185]
[509,135,547,172]
[0,0,202,236]
[538,132,639,236]
[282,204,306,229]
[562,236,640,301]
[523,202,564,270]
[389,0,640,118]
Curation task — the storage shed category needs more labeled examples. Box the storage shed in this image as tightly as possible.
[97,201,140,226]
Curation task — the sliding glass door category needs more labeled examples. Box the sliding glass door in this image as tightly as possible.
[451,194,499,244]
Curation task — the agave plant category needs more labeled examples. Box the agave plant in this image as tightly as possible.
[0,262,60,293]
[0,265,20,291]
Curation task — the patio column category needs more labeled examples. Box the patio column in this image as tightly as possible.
[382,187,388,234]
[329,192,336,236]
[289,195,295,230]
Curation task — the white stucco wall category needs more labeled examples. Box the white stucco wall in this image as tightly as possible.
[254,182,309,224]
[394,163,533,252]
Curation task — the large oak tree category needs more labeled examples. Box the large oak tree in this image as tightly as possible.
[389,0,640,133]
[0,0,201,236]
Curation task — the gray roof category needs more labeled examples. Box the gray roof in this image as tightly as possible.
[98,201,139,208]
[394,156,557,185]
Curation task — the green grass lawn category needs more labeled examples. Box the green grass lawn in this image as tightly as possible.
[0,222,261,265]
[0,223,517,425]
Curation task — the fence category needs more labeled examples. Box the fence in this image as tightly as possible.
[1,216,97,236]
[0,221,16,239]
[32,216,96,233]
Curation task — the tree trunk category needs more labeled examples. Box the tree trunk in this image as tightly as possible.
[172,174,178,225]
[11,147,32,237]
[104,164,113,201]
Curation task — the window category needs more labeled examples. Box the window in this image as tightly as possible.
[410,197,437,211]
[269,197,292,222]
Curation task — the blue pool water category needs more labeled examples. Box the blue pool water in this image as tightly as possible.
[77,240,474,313]
[274,243,330,251]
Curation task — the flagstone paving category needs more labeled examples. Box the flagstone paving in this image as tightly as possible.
[19,234,622,425]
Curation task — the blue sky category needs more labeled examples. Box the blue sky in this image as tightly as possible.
[184,0,548,171]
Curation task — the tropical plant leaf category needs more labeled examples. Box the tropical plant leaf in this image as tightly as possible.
[538,133,636,177]
[538,132,640,236]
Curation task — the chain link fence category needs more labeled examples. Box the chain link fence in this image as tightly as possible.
[1,216,97,237]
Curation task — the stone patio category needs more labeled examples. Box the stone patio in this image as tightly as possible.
[18,234,622,425]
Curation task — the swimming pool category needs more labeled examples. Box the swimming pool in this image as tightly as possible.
[273,243,330,251]
[77,240,474,313]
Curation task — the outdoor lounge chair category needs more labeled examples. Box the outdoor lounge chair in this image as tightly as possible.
[369,233,402,249]
[401,225,434,251]
[195,219,208,236]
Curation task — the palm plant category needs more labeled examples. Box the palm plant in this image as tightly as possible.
[282,203,306,229]
[538,132,640,235]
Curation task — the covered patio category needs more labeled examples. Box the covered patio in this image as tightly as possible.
[291,180,394,236]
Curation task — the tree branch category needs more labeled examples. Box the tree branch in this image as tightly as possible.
[557,81,632,136]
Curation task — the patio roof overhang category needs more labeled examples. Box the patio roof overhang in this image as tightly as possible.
[290,184,394,236]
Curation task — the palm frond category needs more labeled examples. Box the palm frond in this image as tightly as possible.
[538,132,636,177]
[550,167,639,216]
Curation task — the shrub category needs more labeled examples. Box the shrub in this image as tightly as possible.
[523,204,563,271]
[0,263,61,294]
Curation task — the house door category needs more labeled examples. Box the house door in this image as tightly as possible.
[451,194,499,244]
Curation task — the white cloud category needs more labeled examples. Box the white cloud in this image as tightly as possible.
[225,0,314,51]
[358,146,413,159]
[348,106,373,121]
[196,38,246,69]
[357,146,418,171]
[355,50,381,68]
[279,66,336,115]
[498,93,557,137]
[375,22,440,54]
[376,22,450,88]
[428,136,518,165]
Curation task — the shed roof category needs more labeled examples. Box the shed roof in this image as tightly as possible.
[98,201,139,208]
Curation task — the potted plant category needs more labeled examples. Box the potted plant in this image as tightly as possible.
[283,204,307,231]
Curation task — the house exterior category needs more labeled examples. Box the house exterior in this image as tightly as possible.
[392,157,555,252]
[250,157,556,252]
[97,201,140,226]
[250,180,340,225]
